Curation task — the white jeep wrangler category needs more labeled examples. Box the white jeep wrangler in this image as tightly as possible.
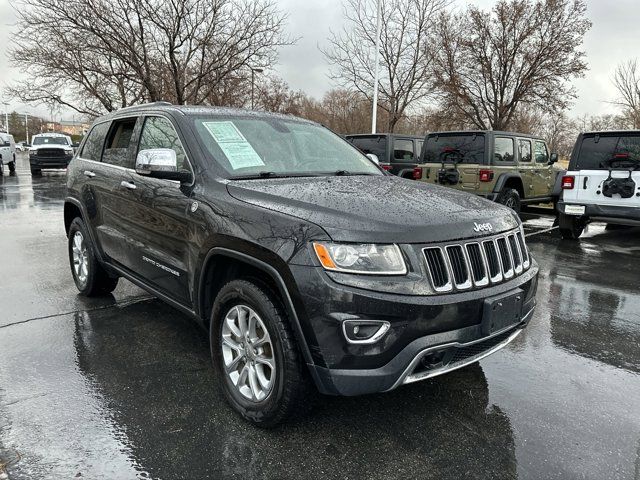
[558,131,640,239]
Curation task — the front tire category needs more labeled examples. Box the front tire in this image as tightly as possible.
[210,279,308,428]
[496,188,521,213]
[559,213,586,240]
[68,217,119,296]
[8,158,15,173]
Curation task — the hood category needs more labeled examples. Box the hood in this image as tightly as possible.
[226,176,520,243]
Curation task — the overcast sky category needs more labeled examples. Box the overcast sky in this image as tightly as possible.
[1,0,639,121]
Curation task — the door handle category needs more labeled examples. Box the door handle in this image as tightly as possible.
[120,181,136,190]
[583,177,588,189]
[83,170,96,178]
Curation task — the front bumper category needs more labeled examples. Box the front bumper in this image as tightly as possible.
[293,261,538,396]
[558,200,640,224]
[30,154,73,169]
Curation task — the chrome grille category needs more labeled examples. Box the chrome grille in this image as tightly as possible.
[422,228,530,293]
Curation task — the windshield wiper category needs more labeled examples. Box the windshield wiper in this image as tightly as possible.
[231,171,323,180]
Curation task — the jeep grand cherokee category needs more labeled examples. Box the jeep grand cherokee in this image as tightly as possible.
[64,103,538,427]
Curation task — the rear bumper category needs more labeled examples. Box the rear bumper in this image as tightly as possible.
[558,200,640,223]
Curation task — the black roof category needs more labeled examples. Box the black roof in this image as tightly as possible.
[345,133,424,139]
[99,102,316,124]
[580,130,640,135]
[427,130,544,140]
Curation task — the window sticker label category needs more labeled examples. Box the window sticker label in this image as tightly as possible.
[203,121,265,170]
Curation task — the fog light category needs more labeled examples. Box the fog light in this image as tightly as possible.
[420,350,446,369]
[342,320,390,345]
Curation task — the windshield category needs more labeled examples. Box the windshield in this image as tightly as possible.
[347,136,387,161]
[576,134,640,169]
[423,134,485,164]
[33,136,69,146]
[193,117,382,178]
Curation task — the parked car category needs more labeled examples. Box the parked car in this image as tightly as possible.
[64,103,538,427]
[29,132,75,175]
[413,131,564,213]
[0,132,17,175]
[345,133,424,177]
[557,130,640,239]
[15,141,28,152]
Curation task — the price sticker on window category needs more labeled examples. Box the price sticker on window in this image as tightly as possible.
[203,121,265,170]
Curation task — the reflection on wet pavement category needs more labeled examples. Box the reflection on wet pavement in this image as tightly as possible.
[1,154,640,479]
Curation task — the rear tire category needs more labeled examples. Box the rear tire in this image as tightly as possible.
[68,217,119,296]
[210,279,309,428]
[496,188,521,213]
[8,159,15,173]
[559,213,586,240]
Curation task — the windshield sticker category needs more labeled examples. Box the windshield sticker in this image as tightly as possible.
[203,121,265,170]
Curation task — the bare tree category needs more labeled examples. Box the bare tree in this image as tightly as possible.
[322,0,450,133]
[300,89,373,134]
[9,0,292,116]
[612,60,640,129]
[255,77,305,115]
[432,0,591,131]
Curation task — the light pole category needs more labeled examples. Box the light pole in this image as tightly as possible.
[2,102,8,134]
[251,67,264,110]
[24,112,29,144]
[371,0,381,134]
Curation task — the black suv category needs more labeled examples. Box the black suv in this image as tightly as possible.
[345,133,423,177]
[64,103,538,427]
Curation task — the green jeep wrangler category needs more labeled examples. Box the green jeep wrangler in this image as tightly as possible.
[413,131,564,212]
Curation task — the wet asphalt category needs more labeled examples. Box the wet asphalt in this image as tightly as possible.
[0,153,639,480]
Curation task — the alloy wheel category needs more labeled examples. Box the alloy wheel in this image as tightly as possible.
[72,231,89,286]
[221,305,276,402]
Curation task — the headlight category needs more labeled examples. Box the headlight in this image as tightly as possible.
[29,149,37,155]
[313,242,407,275]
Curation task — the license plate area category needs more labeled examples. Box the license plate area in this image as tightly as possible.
[481,289,524,336]
[565,204,586,215]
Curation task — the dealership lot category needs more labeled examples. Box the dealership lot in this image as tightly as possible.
[1,153,639,480]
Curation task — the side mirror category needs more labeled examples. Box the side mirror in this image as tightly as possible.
[366,153,380,165]
[2,141,10,147]
[135,148,191,182]
[549,152,559,165]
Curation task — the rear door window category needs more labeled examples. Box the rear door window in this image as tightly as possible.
[347,136,387,161]
[393,139,414,162]
[576,134,640,170]
[494,137,515,163]
[80,122,111,161]
[518,139,532,163]
[102,118,139,168]
[423,134,485,164]
[534,141,549,164]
